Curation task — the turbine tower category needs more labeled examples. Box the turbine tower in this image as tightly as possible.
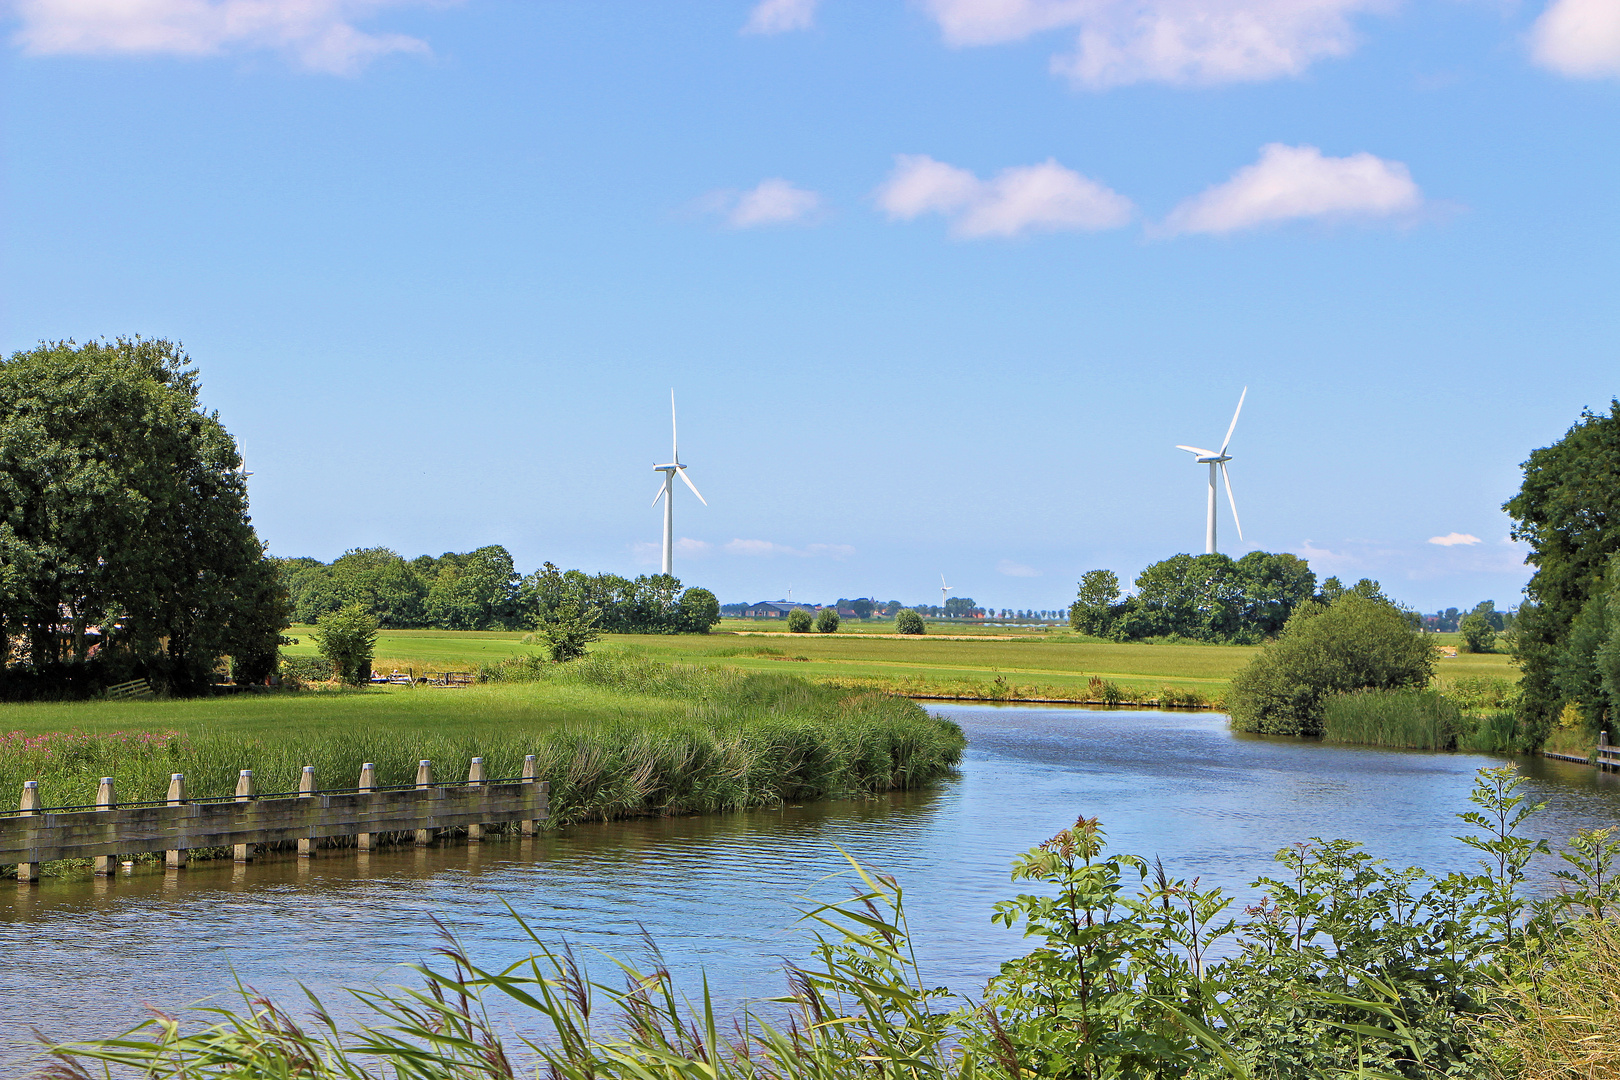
[1175,388,1246,555]
[652,390,706,576]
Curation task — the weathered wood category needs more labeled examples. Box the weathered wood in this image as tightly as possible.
[233,770,255,863]
[357,763,377,850]
[17,782,40,883]
[297,766,318,857]
[165,774,187,869]
[521,755,539,837]
[467,758,486,842]
[414,760,435,846]
[2,780,549,865]
[93,778,117,876]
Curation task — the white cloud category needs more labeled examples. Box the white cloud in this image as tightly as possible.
[1428,532,1482,547]
[725,538,855,558]
[9,0,443,75]
[918,0,1390,88]
[630,538,712,565]
[699,178,824,228]
[1161,143,1422,235]
[875,154,1132,238]
[1531,0,1620,78]
[997,559,1041,577]
[742,0,818,35]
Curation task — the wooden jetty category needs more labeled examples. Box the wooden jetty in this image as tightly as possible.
[1540,731,1620,773]
[3,756,549,883]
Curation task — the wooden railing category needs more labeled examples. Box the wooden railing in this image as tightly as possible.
[3,756,549,883]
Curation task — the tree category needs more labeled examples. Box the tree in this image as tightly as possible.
[815,607,841,634]
[1228,594,1437,736]
[895,609,925,635]
[535,599,600,662]
[676,587,721,633]
[945,596,976,618]
[0,338,286,695]
[312,603,378,686]
[787,608,813,633]
[1459,612,1497,654]
[1504,401,1620,740]
[1069,570,1121,635]
[849,598,874,620]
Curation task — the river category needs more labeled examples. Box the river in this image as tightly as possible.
[4,704,1619,1074]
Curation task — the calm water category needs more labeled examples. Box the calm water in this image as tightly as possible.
[4,704,1620,1074]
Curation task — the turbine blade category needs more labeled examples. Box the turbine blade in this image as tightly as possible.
[652,483,666,507]
[1176,445,1219,457]
[1220,387,1247,454]
[1221,462,1243,542]
[670,389,678,463]
[678,467,707,506]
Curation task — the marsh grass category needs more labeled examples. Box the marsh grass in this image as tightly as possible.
[1321,689,1463,750]
[0,656,964,837]
[1486,917,1620,1080]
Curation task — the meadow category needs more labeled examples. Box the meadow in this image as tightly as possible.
[285,622,1519,704]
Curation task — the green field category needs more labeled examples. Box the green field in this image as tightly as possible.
[282,623,1520,704]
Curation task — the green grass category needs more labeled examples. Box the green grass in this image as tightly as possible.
[0,656,965,826]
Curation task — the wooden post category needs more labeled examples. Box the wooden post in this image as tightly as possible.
[356,763,377,851]
[93,777,117,876]
[165,773,188,869]
[521,754,538,837]
[414,760,434,846]
[16,781,39,883]
[297,766,318,858]
[233,770,255,863]
[466,757,485,842]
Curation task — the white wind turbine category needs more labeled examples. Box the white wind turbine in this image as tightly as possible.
[940,574,952,611]
[1175,387,1246,556]
[652,391,707,576]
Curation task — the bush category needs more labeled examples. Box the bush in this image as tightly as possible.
[311,603,379,686]
[1228,594,1436,735]
[895,609,925,635]
[534,599,600,662]
[1322,688,1462,749]
[814,608,840,634]
[280,655,334,684]
[1460,611,1497,653]
[787,609,813,633]
[676,587,721,633]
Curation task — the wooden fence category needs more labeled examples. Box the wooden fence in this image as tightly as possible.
[2,756,549,883]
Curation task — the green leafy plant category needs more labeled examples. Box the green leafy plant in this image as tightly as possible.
[311,603,379,686]
[787,608,813,634]
[815,608,841,634]
[535,598,602,662]
[894,609,925,635]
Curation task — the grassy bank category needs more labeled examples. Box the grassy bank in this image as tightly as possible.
[0,656,964,838]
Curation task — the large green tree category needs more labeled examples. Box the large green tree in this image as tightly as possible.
[0,338,287,694]
[1504,400,1620,740]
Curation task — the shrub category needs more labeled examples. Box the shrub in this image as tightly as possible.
[1460,611,1497,653]
[534,599,600,662]
[280,655,334,684]
[1228,594,1436,735]
[676,587,721,633]
[311,603,378,686]
[895,609,925,635]
[814,608,840,634]
[786,608,813,633]
[1322,688,1462,749]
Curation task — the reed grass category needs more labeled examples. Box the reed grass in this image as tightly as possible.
[1484,917,1620,1080]
[1321,688,1463,750]
[0,655,964,828]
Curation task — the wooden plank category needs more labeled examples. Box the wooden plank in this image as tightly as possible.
[1,781,548,864]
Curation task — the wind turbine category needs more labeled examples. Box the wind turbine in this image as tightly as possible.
[940,574,952,612]
[1175,388,1246,556]
[652,390,706,576]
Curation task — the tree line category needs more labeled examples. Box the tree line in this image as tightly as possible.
[281,549,720,636]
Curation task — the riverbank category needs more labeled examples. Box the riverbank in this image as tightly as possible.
[0,657,965,878]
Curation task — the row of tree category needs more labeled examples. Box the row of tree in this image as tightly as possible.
[280,549,721,636]
[0,340,287,695]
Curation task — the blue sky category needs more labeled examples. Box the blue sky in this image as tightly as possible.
[3,0,1616,612]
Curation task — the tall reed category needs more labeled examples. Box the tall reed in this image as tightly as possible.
[1320,688,1462,749]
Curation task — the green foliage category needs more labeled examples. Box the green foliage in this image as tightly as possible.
[0,338,287,696]
[1505,400,1620,742]
[677,586,722,633]
[522,564,715,634]
[54,763,1602,1080]
[1458,612,1497,653]
[1228,594,1436,735]
[279,655,334,684]
[1069,569,1121,635]
[1077,551,1316,645]
[894,608,925,635]
[1321,688,1462,749]
[815,607,841,634]
[535,599,601,662]
[425,545,522,630]
[788,608,814,633]
[312,603,379,686]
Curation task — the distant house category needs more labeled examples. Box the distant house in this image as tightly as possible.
[742,600,818,619]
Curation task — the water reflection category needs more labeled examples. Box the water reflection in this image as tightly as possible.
[3,705,1618,1074]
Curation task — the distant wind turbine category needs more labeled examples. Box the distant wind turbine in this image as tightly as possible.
[652,390,706,576]
[1175,387,1246,555]
[940,574,952,611]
